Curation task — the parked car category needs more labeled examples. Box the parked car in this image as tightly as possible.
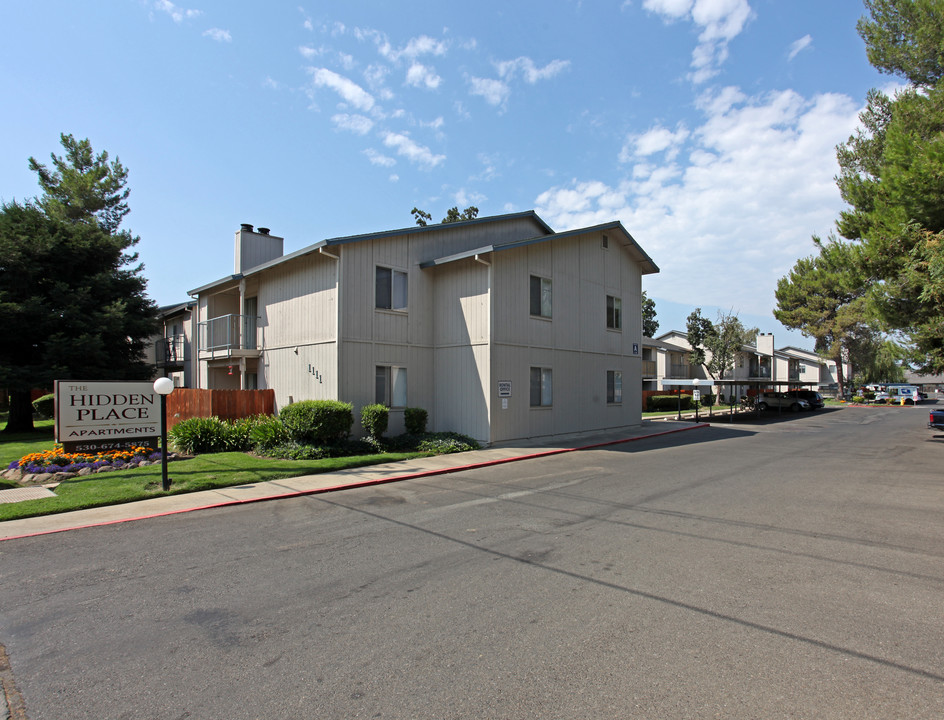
[785,389,824,409]
[929,407,944,430]
[756,392,810,413]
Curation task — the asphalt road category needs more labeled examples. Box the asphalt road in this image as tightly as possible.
[2,404,943,719]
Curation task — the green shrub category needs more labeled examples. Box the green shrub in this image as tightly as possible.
[169,416,230,454]
[360,403,389,439]
[249,414,290,449]
[255,442,330,460]
[852,395,865,404]
[648,394,692,411]
[416,432,480,454]
[404,407,428,435]
[279,400,353,445]
[32,393,55,419]
[224,415,276,452]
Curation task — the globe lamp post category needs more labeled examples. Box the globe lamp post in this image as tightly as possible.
[693,378,701,423]
[153,377,175,491]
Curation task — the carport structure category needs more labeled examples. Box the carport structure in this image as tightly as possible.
[662,378,821,422]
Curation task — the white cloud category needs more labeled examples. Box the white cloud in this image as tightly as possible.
[536,86,861,315]
[406,62,442,90]
[400,35,447,59]
[382,131,445,168]
[496,57,571,83]
[788,34,813,61]
[332,113,374,134]
[620,124,690,162]
[644,0,753,83]
[299,45,321,59]
[308,68,375,111]
[364,148,396,167]
[154,0,201,23]
[203,28,231,42]
[469,77,510,107]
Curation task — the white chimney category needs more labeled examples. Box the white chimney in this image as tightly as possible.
[234,224,283,273]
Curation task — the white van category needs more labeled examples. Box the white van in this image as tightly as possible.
[877,384,922,404]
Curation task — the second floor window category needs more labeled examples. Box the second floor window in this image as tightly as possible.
[530,275,552,318]
[376,267,408,310]
[606,295,622,330]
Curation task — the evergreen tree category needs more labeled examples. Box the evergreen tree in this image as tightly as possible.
[827,0,944,372]
[2,135,156,433]
[28,133,130,234]
[774,238,870,397]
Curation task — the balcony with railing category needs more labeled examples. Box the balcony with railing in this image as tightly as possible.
[748,360,772,379]
[155,335,187,368]
[667,363,692,379]
[642,360,657,377]
[198,314,260,358]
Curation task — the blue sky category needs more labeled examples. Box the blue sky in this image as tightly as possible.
[3,0,889,349]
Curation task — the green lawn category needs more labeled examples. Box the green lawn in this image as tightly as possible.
[0,418,56,471]
[0,416,434,522]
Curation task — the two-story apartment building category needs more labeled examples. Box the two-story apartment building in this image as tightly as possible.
[187,212,659,444]
[642,331,846,402]
[149,301,196,388]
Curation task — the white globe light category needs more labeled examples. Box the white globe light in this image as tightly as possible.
[153,377,175,395]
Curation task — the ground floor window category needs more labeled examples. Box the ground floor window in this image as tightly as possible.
[607,370,622,404]
[530,367,553,407]
[376,366,407,407]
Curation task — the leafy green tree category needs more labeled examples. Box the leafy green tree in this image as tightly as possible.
[686,308,755,381]
[411,207,432,227]
[857,0,944,88]
[28,133,130,234]
[441,206,479,223]
[829,1,944,373]
[774,238,872,398]
[642,291,659,338]
[411,206,479,226]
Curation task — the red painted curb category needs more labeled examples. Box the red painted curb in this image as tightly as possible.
[1,423,708,541]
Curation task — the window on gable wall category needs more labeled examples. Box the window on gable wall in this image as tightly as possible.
[607,370,622,404]
[606,295,622,330]
[529,275,552,318]
[376,267,408,310]
[530,367,553,407]
[376,366,408,407]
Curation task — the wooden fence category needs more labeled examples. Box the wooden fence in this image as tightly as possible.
[166,389,275,428]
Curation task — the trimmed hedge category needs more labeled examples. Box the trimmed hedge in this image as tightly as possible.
[279,400,353,445]
[32,393,55,419]
[361,403,389,439]
[404,407,428,435]
[648,394,693,411]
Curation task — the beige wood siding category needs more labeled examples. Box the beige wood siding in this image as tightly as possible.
[487,230,644,442]
[430,259,491,441]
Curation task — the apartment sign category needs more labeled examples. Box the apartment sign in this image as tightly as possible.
[55,381,160,453]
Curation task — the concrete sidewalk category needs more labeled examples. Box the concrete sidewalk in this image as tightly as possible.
[0,420,705,541]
